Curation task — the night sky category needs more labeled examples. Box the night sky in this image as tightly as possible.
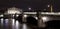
[0,0,60,12]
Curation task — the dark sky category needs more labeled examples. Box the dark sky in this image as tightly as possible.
[0,0,60,12]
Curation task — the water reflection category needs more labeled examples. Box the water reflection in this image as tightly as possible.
[1,18,4,25]
[0,19,29,29]
[5,19,8,24]
[16,20,19,29]
[0,18,4,29]
[22,23,27,29]
[12,19,15,29]
[5,19,9,29]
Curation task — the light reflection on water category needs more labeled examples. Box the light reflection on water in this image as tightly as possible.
[0,19,29,29]
[5,19,8,24]
[5,19,9,29]
[1,18,4,25]
[16,20,19,29]
[0,18,4,29]
[12,19,15,29]
[22,23,27,29]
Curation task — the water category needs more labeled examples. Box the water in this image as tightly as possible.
[0,19,36,29]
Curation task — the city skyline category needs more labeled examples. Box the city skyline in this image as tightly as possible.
[0,0,60,12]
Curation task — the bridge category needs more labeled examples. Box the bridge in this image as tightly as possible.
[0,7,60,28]
[0,11,60,28]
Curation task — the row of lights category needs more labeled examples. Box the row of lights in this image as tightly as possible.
[0,16,49,25]
[24,15,49,22]
[41,12,60,15]
[0,14,49,23]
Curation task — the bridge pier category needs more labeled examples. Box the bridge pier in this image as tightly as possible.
[38,15,46,28]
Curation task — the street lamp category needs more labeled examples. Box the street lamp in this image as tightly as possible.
[34,17,38,20]
[16,15,19,17]
[0,14,4,17]
[23,15,27,17]
[41,16,49,22]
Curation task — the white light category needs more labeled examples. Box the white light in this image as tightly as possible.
[48,5,50,7]
[5,19,9,27]
[24,15,27,17]
[41,12,60,15]
[29,8,31,10]
[16,20,19,26]
[24,12,37,14]
[16,20,19,29]
[12,19,15,25]
[5,19,8,24]
[7,10,20,14]
[58,12,60,14]
[12,19,15,29]
[0,14,4,17]
[35,17,38,20]
[41,12,54,14]
[7,7,23,14]
[22,24,27,29]
[1,18,4,24]
[13,15,15,17]
[42,17,47,20]
[41,17,48,22]
[16,15,19,17]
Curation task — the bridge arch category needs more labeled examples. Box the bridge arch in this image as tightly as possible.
[26,16,38,26]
